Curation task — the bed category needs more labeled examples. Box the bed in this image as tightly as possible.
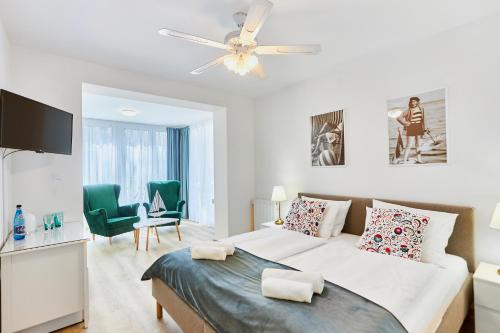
[145,193,475,333]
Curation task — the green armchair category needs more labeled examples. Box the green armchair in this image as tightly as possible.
[83,184,140,243]
[143,180,185,222]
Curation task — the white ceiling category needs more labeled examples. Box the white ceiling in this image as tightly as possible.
[82,86,212,127]
[1,0,500,97]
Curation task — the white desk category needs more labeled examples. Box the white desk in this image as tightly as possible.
[1,221,90,333]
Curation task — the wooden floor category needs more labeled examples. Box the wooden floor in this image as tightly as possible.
[57,221,214,333]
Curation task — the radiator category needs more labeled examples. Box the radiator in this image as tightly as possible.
[252,199,276,227]
[251,199,292,230]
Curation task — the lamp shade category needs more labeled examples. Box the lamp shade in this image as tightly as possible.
[490,203,500,230]
[271,186,287,202]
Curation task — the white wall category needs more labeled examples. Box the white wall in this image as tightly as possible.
[0,20,8,89]
[8,45,255,238]
[255,12,500,265]
[0,17,11,242]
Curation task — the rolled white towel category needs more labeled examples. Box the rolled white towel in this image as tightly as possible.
[262,268,324,295]
[261,277,314,303]
[191,246,227,261]
[193,240,235,255]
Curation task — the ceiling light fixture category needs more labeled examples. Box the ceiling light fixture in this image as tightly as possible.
[157,0,321,78]
[223,53,258,76]
[120,108,138,117]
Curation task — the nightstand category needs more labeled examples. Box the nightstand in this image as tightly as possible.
[474,262,500,333]
[260,221,283,229]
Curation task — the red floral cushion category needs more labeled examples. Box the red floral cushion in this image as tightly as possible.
[283,198,327,237]
[358,208,430,261]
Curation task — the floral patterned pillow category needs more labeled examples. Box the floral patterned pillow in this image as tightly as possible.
[283,198,327,237]
[358,208,430,261]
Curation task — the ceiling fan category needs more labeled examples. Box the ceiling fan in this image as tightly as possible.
[158,0,321,78]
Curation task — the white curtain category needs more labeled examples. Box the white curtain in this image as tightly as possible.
[189,119,214,227]
[82,119,168,207]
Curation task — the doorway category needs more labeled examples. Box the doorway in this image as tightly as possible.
[81,84,221,233]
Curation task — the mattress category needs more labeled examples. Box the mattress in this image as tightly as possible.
[228,230,468,333]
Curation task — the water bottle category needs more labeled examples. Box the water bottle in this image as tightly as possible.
[13,204,26,240]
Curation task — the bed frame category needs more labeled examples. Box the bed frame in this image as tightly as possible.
[152,194,475,333]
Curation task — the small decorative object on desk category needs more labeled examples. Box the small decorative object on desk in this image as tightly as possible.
[43,213,55,231]
[149,190,166,218]
[13,204,26,240]
[54,211,64,228]
[43,212,64,230]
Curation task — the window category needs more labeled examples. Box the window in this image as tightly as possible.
[188,119,214,227]
[83,117,215,226]
[82,119,167,206]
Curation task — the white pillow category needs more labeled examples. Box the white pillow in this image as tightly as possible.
[302,196,351,238]
[332,200,352,236]
[357,207,372,246]
[372,199,458,267]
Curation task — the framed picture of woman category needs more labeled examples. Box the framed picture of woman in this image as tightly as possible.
[387,88,448,166]
[311,110,345,167]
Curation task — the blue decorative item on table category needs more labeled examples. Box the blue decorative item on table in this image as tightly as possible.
[13,204,26,240]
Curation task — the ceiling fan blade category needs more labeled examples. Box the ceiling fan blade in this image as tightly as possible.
[255,45,321,55]
[190,56,228,75]
[158,28,229,50]
[251,63,267,79]
[240,0,273,43]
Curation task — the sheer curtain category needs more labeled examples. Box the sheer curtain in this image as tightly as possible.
[82,119,167,207]
[188,118,214,227]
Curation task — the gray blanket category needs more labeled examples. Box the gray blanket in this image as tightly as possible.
[142,248,407,333]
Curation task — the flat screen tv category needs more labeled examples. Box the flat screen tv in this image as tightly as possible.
[0,90,73,155]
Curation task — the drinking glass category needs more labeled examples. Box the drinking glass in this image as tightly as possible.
[43,214,54,230]
[54,211,64,228]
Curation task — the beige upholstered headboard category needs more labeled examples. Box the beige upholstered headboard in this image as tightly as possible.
[298,193,476,272]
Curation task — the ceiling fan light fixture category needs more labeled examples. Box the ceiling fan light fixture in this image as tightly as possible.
[246,54,258,69]
[158,0,320,78]
[223,55,236,71]
[224,53,258,76]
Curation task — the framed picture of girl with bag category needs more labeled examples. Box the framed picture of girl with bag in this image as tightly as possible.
[387,88,448,165]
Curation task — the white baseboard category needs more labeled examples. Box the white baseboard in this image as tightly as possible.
[18,311,83,333]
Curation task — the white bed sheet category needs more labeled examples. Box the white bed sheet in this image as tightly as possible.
[407,249,469,333]
[226,229,468,333]
[280,233,468,333]
[226,227,327,261]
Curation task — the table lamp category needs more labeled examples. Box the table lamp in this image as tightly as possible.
[489,203,500,275]
[271,186,287,225]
